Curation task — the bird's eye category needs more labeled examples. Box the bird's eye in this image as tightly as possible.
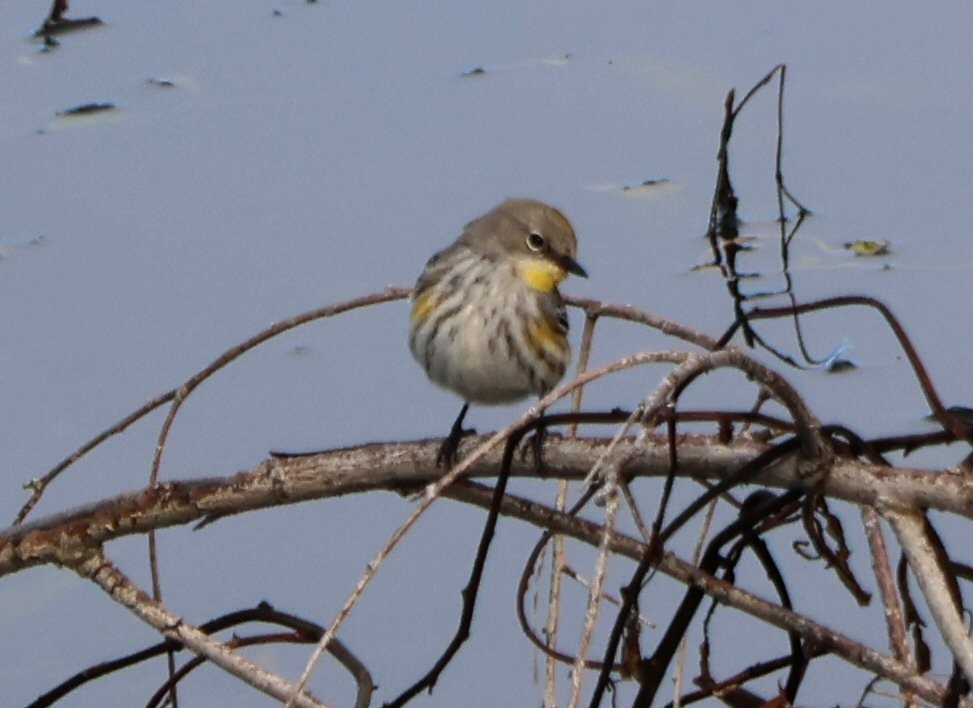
[526,231,545,251]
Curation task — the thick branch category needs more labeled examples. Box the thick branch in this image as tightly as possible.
[4,435,973,578]
[6,434,967,705]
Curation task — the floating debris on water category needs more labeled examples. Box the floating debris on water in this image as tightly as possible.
[824,358,857,373]
[538,53,572,67]
[33,0,103,40]
[817,340,857,373]
[56,102,115,117]
[611,177,680,199]
[34,16,103,38]
[461,53,572,78]
[583,179,680,199]
[0,234,50,262]
[40,102,120,132]
[621,177,673,192]
[843,239,891,257]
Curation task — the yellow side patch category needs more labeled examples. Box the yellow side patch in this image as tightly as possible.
[528,316,564,350]
[411,290,439,325]
[518,260,567,293]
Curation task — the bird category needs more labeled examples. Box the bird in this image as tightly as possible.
[409,198,587,466]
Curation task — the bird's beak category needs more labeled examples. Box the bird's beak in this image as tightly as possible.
[556,253,588,278]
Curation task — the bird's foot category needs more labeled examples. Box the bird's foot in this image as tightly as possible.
[437,426,476,468]
[437,402,474,468]
[520,426,562,475]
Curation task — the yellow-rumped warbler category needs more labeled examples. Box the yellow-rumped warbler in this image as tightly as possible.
[409,198,587,466]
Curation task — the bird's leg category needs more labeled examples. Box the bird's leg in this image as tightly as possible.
[520,403,564,474]
[437,402,474,468]
[523,424,557,475]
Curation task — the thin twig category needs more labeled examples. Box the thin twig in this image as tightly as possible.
[566,297,720,351]
[569,463,621,708]
[147,287,412,485]
[70,549,328,707]
[860,506,918,707]
[673,496,719,707]
[559,565,655,629]
[745,296,971,442]
[15,288,412,524]
[30,603,373,708]
[147,529,177,707]
[883,506,973,684]
[287,351,692,705]
[546,309,600,706]
[447,480,965,706]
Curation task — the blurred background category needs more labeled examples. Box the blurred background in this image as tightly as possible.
[1,2,971,705]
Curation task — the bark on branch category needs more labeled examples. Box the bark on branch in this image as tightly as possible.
[5,433,972,579]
